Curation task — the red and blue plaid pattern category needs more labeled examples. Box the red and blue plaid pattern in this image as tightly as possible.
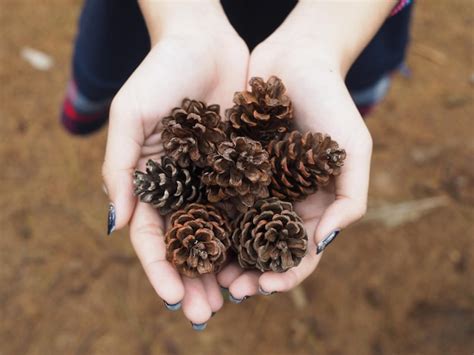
[61,80,112,135]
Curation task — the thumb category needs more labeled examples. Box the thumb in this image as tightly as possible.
[315,139,372,253]
[102,98,143,234]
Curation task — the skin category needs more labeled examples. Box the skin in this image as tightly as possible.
[102,0,396,325]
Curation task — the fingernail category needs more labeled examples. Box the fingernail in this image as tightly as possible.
[191,322,207,331]
[164,301,181,311]
[107,203,116,235]
[316,229,341,254]
[229,293,249,304]
[258,286,276,296]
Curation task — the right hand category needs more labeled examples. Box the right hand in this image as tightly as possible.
[102,5,249,325]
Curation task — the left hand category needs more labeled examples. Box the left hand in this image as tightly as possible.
[217,14,376,299]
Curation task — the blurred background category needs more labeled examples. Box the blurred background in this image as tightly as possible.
[1,1,473,354]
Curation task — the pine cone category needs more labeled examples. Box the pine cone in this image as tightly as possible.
[267,130,346,201]
[162,98,227,168]
[133,157,204,215]
[166,203,231,278]
[232,197,307,273]
[202,136,272,216]
[226,76,293,143]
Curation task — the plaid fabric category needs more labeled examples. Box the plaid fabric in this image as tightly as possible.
[391,0,412,17]
[60,80,112,135]
[60,72,390,137]
[61,0,412,134]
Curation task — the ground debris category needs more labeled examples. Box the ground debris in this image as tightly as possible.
[363,196,450,228]
[20,47,54,71]
[290,286,308,310]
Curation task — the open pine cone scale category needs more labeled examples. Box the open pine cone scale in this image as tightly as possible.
[165,203,231,278]
[232,197,308,273]
[162,99,227,168]
[133,157,204,215]
[132,76,346,277]
[268,130,346,201]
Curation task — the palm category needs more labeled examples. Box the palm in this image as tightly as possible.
[107,34,249,324]
[218,43,372,298]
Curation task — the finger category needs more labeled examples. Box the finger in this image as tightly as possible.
[259,253,322,293]
[314,137,372,252]
[216,262,244,289]
[182,277,213,325]
[259,218,320,293]
[201,274,224,312]
[228,270,261,301]
[130,202,185,304]
[285,78,373,250]
[102,96,143,232]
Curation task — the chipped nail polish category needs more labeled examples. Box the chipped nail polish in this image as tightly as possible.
[191,322,207,331]
[316,229,341,254]
[229,293,248,304]
[107,203,116,235]
[258,286,276,296]
[164,301,181,311]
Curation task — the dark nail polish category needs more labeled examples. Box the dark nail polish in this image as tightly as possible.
[164,301,181,311]
[258,286,276,296]
[229,293,248,304]
[191,322,207,331]
[316,229,341,254]
[107,203,116,235]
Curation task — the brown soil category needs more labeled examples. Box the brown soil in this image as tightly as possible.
[1,1,473,354]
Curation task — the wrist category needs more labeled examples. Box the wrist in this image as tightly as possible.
[268,0,395,76]
[139,0,235,46]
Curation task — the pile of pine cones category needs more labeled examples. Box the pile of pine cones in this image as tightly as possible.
[133,76,346,278]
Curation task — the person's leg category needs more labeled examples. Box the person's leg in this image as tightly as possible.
[347,4,413,117]
[350,75,393,117]
[61,0,150,135]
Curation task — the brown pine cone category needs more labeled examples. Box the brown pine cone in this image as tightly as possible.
[166,203,231,278]
[232,197,307,273]
[133,157,204,215]
[202,136,272,216]
[267,130,346,201]
[226,76,293,143]
[161,98,227,168]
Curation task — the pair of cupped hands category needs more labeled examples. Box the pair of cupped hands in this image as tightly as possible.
[101,4,373,327]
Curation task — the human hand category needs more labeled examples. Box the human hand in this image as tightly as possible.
[102,2,249,327]
[217,0,395,300]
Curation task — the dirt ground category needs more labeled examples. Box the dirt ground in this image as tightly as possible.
[1,1,473,354]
